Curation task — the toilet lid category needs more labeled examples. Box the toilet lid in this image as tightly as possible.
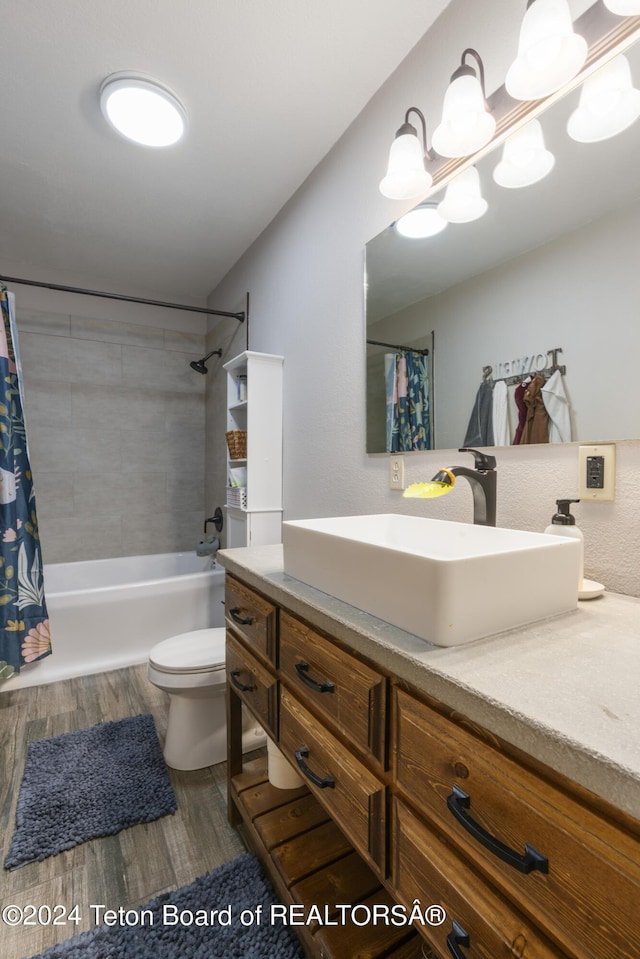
[149,628,226,674]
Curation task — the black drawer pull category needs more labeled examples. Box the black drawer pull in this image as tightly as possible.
[295,661,335,693]
[229,669,255,693]
[229,607,253,626]
[447,784,549,874]
[294,747,335,789]
[446,920,470,959]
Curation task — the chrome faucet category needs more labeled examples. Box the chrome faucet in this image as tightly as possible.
[449,448,497,526]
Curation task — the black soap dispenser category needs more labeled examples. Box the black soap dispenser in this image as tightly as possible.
[544,499,583,591]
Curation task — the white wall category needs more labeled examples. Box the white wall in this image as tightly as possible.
[207,0,640,598]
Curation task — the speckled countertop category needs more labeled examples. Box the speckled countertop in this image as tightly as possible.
[218,544,640,821]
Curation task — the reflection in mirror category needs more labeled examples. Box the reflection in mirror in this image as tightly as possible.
[366,40,640,453]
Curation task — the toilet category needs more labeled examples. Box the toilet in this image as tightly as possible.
[147,627,266,770]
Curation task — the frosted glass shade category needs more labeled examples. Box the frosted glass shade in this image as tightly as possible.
[567,55,640,143]
[432,74,496,158]
[493,119,555,188]
[437,166,488,223]
[602,0,640,13]
[379,133,432,200]
[100,74,186,147]
[395,204,447,238]
[506,0,588,101]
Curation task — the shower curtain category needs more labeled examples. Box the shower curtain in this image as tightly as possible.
[0,290,50,681]
[385,350,431,452]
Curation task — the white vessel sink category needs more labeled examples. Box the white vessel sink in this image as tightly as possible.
[282,514,581,647]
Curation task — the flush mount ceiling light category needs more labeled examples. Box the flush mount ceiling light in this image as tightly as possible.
[602,0,640,12]
[99,73,187,147]
[567,54,640,142]
[432,49,496,158]
[395,203,447,238]
[437,165,488,222]
[379,108,433,200]
[506,0,588,102]
[493,118,555,187]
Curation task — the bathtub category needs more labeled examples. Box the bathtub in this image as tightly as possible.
[7,552,224,689]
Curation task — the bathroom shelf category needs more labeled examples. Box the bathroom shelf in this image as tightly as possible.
[223,351,284,548]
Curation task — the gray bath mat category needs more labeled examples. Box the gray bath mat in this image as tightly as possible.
[26,852,304,958]
[5,713,176,870]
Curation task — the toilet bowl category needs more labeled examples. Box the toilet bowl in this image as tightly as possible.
[147,627,266,770]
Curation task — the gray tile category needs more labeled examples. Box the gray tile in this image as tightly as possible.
[165,474,204,512]
[70,429,122,473]
[21,381,72,429]
[73,472,167,516]
[16,310,71,337]
[32,473,75,519]
[164,329,206,354]
[164,392,205,431]
[71,315,165,350]
[120,431,168,472]
[71,384,166,431]
[121,510,202,555]
[123,346,205,393]
[38,516,123,564]
[166,428,205,474]
[19,333,123,386]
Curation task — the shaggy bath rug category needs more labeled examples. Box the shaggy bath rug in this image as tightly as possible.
[27,853,304,959]
[5,713,176,870]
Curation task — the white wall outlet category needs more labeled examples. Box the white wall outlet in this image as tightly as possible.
[578,444,615,501]
[389,454,405,491]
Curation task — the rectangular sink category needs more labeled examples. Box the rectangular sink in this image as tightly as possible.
[282,514,581,647]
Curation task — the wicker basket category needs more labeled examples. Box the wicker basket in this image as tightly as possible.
[225,430,247,459]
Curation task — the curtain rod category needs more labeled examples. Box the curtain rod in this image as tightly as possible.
[0,274,245,322]
[367,338,429,356]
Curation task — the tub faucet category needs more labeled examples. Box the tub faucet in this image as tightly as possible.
[449,448,497,526]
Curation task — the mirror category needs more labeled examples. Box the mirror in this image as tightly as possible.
[366,39,640,453]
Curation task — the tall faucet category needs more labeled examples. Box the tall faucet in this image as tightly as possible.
[449,448,497,526]
[404,447,497,526]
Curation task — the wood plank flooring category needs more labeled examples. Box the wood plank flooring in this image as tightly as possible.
[0,664,255,959]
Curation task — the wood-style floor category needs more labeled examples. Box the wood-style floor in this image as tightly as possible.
[0,664,254,959]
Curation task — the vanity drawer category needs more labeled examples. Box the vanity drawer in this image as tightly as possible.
[225,576,276,666]
[279,686,386,875]
[226,631,277,737]
[393,687,640,959]
[392,798,564,959]
[279,611,387,765]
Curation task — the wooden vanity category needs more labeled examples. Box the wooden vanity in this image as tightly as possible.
[220,546,640,959]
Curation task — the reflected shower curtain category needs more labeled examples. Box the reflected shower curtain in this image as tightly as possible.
[0,290,50,681]
[385,350,431,452]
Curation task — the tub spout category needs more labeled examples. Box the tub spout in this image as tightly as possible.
[196,538,220,557]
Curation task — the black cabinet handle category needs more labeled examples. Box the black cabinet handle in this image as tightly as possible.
[447,784,549,874]
[229,669,255,693]
[295,661,335,693]
[446,920,470,959]
[229,607,253,626]
[294,747,335,788]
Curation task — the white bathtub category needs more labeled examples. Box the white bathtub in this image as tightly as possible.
[7,552,224,689]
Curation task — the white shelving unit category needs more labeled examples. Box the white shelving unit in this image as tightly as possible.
[223,351,284,548]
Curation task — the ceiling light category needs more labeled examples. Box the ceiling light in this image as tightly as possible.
[602,0,640,12]
[506,0,588,101]
[432,49,496,158]
[395,203,448,238]
[379,108,433,200]
[99,73,187,147]
[437,166,488,222]
[493,119,555,187]
[567,54,640,142]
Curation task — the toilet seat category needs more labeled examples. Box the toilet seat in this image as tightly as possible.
[149,627,226,675]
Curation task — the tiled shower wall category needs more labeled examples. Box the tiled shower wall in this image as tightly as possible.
[16,307,207,563]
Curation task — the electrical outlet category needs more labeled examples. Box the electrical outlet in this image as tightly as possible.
[389,454,405,491]
[578,444,615,501]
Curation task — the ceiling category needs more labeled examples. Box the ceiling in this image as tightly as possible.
[0,0,453,305]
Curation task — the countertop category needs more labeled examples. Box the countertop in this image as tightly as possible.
[218,544,640,821]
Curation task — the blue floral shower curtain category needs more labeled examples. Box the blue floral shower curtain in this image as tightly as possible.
[0,290,50,681]
[384,350,431,452]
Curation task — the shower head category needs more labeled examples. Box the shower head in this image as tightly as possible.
[190,348,222,374]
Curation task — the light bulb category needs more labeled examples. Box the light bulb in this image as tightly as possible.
[432,73,496,158]
[567,54,640,143]
[506,0,588,101]
[379,133,432,200]
[395,204,448,238]
[602,0,640,13]
[437,167,488,222]
[100,74,186,147]
[493,119,555,187]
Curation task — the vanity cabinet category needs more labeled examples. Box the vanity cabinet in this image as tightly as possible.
[224,571,640,959]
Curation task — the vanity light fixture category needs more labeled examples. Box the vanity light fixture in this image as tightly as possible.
[493,118,555,188]
[437,166,488,222]
[395,202,447,239]
[431,49,496,158]
[379,108,433,200]
[99,73,187,147]
[567,54,640,142]
[506,0,588,101]
[602,0,640,13]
